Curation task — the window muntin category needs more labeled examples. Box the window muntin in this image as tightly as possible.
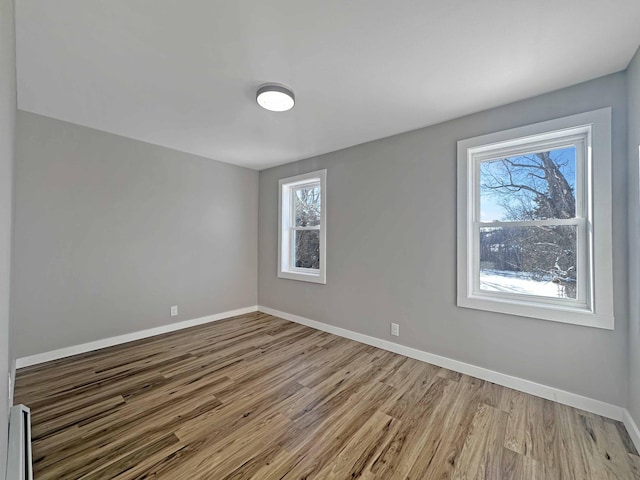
[278,170,326,284]
[457,109,614,329]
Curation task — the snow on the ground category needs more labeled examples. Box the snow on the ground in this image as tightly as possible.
[480,269,564,298]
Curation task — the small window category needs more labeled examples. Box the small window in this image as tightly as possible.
[457,109,614,329]
[278,170,326,283]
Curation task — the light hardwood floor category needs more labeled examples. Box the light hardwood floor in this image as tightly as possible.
[14,311,640,479]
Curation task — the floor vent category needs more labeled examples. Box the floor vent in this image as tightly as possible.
[6,404,33,480]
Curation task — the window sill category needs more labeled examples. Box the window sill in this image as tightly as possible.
[278,270,326,284]
[457,294,614,330]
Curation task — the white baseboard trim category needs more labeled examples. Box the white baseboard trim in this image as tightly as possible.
[16,306,259,369]
[623,409,640,453]
[258,305,624,422]
[14,304,633,436]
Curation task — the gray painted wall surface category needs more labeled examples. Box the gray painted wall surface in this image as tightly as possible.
[13,112,258,358]
[0,0,16,475]
[259,73,629,406]
[628,46,640,424]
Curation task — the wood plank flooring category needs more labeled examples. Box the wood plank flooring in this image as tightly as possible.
[14,311,640,479]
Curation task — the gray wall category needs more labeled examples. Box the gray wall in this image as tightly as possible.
[259,73,629,406]
[0,0,16,476]
[628,46,640,424]
[13,112,258,358]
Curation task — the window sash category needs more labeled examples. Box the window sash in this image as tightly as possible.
[292,182,321,228]
[471,219,588,307]
[289,226,321,273]
[473,136,587,224]
[288,180,321,272]
[469,132,591,309]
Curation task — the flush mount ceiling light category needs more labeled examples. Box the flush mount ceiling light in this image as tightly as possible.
[256,84,295,112]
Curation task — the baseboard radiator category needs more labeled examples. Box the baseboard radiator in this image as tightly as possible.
[6,404,33,480]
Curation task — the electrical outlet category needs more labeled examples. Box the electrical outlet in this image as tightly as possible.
[170,305,178,317]
[391,323,399,337]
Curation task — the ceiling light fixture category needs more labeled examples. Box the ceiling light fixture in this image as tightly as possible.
[256,84,295,112]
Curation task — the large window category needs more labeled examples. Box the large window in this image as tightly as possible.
[457,109,614,329]
[278,170,326,284]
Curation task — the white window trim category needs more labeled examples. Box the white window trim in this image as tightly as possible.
[278,169,327,284]
[457,108,614,329]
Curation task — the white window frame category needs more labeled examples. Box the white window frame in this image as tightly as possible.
[278,169,327,284]
[457,108,614,329]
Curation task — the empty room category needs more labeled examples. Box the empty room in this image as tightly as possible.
[2,0,640,478]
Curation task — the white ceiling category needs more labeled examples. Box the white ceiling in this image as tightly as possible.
[15,0,640,170]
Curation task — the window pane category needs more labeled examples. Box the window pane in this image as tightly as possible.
[480,147,576,222]
[294,186,321,227]
[294,230,320,269]
[479,225,577,299]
